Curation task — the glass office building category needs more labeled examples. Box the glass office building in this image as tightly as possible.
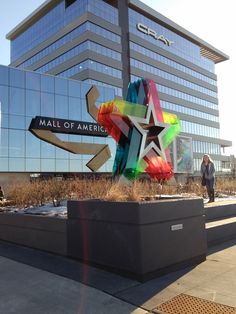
[0,65,116,183]
[5,0,232,177]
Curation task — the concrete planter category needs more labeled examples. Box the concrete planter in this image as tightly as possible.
[0,213,67,255]
[67,198,206,281]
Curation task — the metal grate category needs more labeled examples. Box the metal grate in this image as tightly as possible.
[154,294,236,314]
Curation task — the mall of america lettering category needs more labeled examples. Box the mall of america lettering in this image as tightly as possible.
[30,116,108,136]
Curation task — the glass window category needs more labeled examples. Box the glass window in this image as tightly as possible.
[9,87,25,115]
[26,158,40,172]
[41,159,55,172]
[0,157,8,171]
[68,97,82,120]
[9,157,25,171]
[26,71,41,91]
[41,75,55,93]
[9,130,25,157]
[0,85,9,114]
[55,134,69,159]
[1,114,8,128]
[26,90,40,117]
[55,77,68,95]
[82,159,92,172]
[81,99,93,122]
[68,80,81,97]
[26,132,40,158]
[9,115,25,130]
[9,68,25,88]
[69,159,83,172]
[41,141,55,158]
[0,129,8,157]
[56,159,69,172]
[55,95,68,118]
[0,66,9,85]
[41,92,54,116]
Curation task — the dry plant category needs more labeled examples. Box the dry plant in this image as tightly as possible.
[2,176,236,208]
[104,181,142,202]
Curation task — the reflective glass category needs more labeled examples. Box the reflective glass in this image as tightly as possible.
[41,75,55,93]
[0,129,8,157]
[55,134,69,159]
[9,87,25,115]
[0,66,9,85]
[41,141,55,158]
[68,80,81,98]
[69,135,82,159]
[9,68,25,88]
[82,159,92,172]
[128,9,214,71]
[9,130,25,157]
[9,115,25,130]
[26,132,40,158]
[26,90,40,116]
[41,159,55,172]
[56,159,69,172]
[9,158,25,171]
[0,157,8,171]
[26,71,41,91]
[26,158,40,171]
[69,159,83,172]
[0,85,9,114]
[55,77,68,95]
[41,92,55,116]
[1,114,8,128]
[68,97,82,120]
[55,95,68,118]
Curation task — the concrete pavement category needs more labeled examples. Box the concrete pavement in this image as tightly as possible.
[0,239,236,313]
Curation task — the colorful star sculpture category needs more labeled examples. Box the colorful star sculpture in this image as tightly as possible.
[97,78,181,182]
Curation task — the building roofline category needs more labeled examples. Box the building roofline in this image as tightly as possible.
[129,0,229,63]
[6,0,61,40]
[6,0,229,64]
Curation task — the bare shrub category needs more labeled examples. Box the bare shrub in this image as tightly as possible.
[2,176,236,208]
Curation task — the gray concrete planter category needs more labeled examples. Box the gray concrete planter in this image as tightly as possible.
[67,198,206,281]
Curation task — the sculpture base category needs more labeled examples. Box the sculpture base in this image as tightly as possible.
[67,198,206,281]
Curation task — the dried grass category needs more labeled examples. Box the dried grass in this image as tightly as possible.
[1,176,236,208]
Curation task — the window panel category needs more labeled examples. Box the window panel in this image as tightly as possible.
[26,158,40,172]
[9,68,25,88]
[41,92,54,116]
[0,85,9,113]
[9,87,25,115]
[41,75,55,93]
[0,129,8,157]
[41,159,55,172]
[9,129,25,157]
[0,66,9,85]
[0,157,8,171]
[26,72,41,91]
[26,90,40,116]
[26,132,40,158]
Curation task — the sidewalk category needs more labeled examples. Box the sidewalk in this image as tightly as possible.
[0,238,236,313]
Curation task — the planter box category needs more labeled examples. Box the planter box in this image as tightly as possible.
[67,198,206,281]
[0,213,67,255]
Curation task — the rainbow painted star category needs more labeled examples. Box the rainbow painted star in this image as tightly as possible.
[96,78,181,181]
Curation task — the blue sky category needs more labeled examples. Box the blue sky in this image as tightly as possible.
[1,0,235,155]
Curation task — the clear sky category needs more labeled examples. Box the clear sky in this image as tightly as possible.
[0,0,235,155]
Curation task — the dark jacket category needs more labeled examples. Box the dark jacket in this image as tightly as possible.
[201,162,215,180]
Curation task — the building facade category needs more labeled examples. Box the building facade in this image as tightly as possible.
[0,65,116,184]
[5,0,232,176]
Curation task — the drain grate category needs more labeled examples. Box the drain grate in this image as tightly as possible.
[154,294,236,314]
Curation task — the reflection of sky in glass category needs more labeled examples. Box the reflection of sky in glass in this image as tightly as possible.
[0,101,1,141]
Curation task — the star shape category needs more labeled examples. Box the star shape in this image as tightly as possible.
[128,95,171,163]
